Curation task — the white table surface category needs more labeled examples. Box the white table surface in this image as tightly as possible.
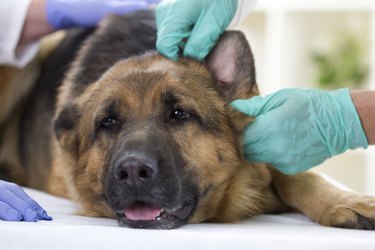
[0,188,374,250]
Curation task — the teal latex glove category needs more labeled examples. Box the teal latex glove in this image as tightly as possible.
[230,88,368,174]
[156,0,237,61]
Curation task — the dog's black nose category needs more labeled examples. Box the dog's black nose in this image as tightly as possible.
[114,154,157,186]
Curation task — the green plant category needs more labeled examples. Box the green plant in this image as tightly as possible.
[312,32,368,90]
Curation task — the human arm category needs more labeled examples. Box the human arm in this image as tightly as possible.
[0,180,52,221]
[230,88,370,175]
[19,0,53,48]
[155,0,257,61]
[351,90,375,144]
[2,0,159,67]
[0,0,38,67]
[21,0,161,44]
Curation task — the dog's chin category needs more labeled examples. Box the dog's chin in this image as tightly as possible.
[115,199,196,229]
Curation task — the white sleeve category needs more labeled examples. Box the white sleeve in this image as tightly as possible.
[0,0,40,68]
[228,0,258,28]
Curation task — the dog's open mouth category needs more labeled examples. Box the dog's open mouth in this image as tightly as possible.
[117,199,195,229]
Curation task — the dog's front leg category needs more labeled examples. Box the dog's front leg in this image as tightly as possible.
[270,168,375,230]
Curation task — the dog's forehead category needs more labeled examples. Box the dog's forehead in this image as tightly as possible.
[105,54,210,84]
[80,54,227,125]
[91,54,217,103]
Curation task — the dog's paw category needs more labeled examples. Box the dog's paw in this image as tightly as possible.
[320,194,375,230]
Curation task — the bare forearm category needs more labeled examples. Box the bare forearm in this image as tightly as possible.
[350,90,375,145]
[18,0,54,47]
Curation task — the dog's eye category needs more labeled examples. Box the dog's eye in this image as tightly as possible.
[170,109,191,121]
[101,117,117,128]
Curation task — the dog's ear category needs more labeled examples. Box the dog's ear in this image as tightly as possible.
[206,31,258,102]
[54,104,80,157]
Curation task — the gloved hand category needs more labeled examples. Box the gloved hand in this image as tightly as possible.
[156,0,238,61]
[0,180,52,221]
[46,0,160,29]
[230,88,368,174]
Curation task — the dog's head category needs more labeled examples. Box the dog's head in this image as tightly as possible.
[54,17,260,229]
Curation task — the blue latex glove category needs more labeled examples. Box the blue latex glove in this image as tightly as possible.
[46,0,160,29]
[0,180,52,222]
[230,88,368,174]
[156,0,238,61]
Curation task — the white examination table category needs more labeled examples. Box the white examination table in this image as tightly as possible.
[0,187,374,250]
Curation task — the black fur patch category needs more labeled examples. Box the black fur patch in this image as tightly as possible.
[54,105,80,140]
[70,11,157,98]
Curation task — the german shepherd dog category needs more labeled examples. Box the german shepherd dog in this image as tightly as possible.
[1,10,375,229]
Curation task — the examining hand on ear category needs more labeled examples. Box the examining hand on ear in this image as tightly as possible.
[156,0,238,61]
[231,88,370,175]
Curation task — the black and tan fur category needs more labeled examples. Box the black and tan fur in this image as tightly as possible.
[1,11,375,229]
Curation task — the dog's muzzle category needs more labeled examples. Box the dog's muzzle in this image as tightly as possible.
[104,139,197,229]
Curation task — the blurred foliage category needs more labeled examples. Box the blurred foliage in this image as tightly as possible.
[312,32,368,90]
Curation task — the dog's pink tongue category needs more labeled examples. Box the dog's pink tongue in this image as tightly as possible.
[125,204,161,221]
